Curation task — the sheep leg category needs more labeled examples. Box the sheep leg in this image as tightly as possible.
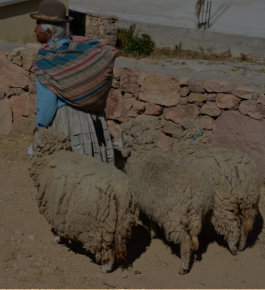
[238,221,248,251]
[212,208,240,255]
[238,208,257,251]
[191,235,199,251]
[179,232,192,274]
[226,220,241,255]
[101,252,115,273]
[189,214,202,252]
[190,235,201,262]
[150,220,158,239]
[189,223,201,252]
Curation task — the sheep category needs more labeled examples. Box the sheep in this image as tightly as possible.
[171,119,260,255]
[119,118,260,272]
[120,120,213,274]
[28,127,137,273]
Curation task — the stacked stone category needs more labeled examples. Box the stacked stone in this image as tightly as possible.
[105,66,265,178]
[106,66,265,140]
[0,48,38,135]
[0,47,264,177]
[85,13,118,46]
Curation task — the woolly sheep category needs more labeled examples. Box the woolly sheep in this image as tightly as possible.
[28,128,137,273]
[121,121,213,274]
[171,119,260,255]
[120,118,260,272]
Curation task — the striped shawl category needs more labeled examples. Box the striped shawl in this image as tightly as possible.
[33,37,118,111]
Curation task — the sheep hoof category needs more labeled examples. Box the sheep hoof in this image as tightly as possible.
[54,235,63,244]
[194,253,202,261]
[179,268,189,275]
[229,247,238,256]
[179,262,189,275]
[150,229,157,239]
[101,261,114,274]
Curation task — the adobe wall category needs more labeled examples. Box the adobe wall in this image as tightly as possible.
[0,47,264,178]
[0,0,68,43]
[118,19,265,60]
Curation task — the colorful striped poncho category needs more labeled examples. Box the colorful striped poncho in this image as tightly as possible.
[33,37,118,111]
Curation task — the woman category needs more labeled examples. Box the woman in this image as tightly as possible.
[30,0,115,164]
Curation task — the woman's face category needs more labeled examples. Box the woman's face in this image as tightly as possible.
[34,23,51,43]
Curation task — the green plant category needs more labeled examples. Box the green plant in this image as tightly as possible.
[116,24,155,57]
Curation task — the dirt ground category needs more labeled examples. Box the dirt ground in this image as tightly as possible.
[0,134,265,289]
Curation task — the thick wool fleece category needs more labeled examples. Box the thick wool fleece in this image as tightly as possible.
[29,128,137,269]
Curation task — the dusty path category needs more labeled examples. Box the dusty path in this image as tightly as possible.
[0,134,265,288]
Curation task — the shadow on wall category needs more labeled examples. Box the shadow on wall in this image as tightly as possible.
[209,2,231,28]
[0,1,41,20]
[69,9,86,36]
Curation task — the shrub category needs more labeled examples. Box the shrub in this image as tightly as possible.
[116,24,155,57]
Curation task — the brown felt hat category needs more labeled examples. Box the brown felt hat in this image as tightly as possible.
[30,0,73,23]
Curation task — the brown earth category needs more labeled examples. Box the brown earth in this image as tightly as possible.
[0,134,265,289]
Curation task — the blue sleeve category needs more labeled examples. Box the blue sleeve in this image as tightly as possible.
[36,78,58,130]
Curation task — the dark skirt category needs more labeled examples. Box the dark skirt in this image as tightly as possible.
[51,105,114,165]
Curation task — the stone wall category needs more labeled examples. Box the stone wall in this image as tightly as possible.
[0,0,68,43]
[105,66,265,178]
[0,48,264,178]
[85,13,118,46]
[0,48,37,135]
[106,66,265,134]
